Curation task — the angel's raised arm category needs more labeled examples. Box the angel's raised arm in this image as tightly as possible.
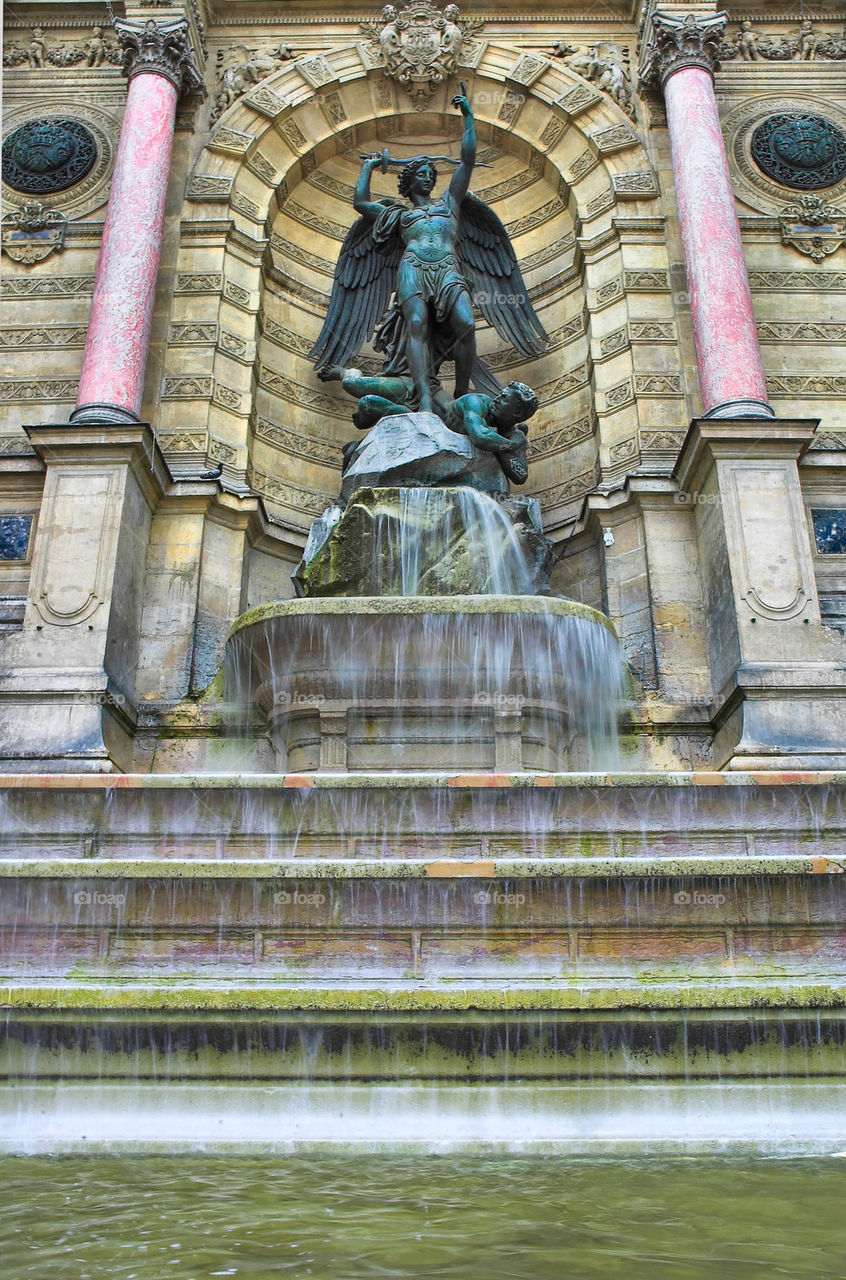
[354,155,386,220]
[448,88,476,205]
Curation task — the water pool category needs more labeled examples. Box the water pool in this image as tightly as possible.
[1,1155,844,1279]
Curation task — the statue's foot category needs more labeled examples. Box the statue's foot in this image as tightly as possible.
[317,365,345,383]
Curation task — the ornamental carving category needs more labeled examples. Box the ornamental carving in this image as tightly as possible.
[551,41,635,120]
[779,194,846,264]
[639,11,727,90]
[359,2,483,107]
[2,25,122,69]
[1,200,67,264]
[114,16,202,94]
[211,43,296,124]
[725,97,846,215]
[751,114,846,191]
[720,20,846,64]
[2,120,97,195]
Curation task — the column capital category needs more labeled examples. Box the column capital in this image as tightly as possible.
[640,10,728,90]
[114,16,203,95]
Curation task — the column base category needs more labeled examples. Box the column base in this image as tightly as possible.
[701,398,774,421]
[69,404,141,426]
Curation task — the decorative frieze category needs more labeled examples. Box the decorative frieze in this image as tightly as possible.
[630,321,676,342]
[168,323,218,345]
[635,374,683,396]
[768,375,846,397]
[624,270,671,292]
[0,325,87,349]
[555,82,602,120]
[2,25,122,69]
[749,270,846,290]
[161,376,214,399]
[1,274,94,296]
[248,466,331,516]
[0,379,77,402]
[604,380,635,411]
[254,416,341,468]
[757,322,846,343]
[297,55,337,89]
[590,124,638,155]
[258,366,347,418]
[537,363,591,405]
[187,175,233,201]
[527,414,593,460]
[720,20,846,64]
[611,172,659,199]
[175,273,223,294]
[535,464,599,513]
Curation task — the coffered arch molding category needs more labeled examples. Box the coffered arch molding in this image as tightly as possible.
[165,45,666,534]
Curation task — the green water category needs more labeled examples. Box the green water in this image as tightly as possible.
[1,1156,844,1279]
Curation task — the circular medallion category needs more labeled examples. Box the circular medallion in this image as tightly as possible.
[751,113,846,191]
[2,119,98,195]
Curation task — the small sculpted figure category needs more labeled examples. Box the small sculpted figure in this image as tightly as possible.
[84,26,108,67]
[28,28,48,68]
[797,20,819,60]
[736,21,760,62]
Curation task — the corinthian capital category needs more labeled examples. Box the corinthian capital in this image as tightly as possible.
[115,16,203,94]
[640,10,728,90]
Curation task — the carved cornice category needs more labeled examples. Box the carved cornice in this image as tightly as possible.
[114,17,203,95]
[640,10,728,90]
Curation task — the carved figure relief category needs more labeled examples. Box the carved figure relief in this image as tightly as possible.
[211,43,295,123]
[360,2,483,107]
[721,19,846,63]
[3,25,122,68]
[551,41,635,120]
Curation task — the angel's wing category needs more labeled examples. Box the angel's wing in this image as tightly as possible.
[456,193,548,358]
[309,203,403,371]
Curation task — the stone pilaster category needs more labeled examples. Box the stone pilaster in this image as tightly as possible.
[675,419,846,769]
[0,425,171,770]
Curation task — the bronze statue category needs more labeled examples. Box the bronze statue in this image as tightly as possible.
[310,86,547,420]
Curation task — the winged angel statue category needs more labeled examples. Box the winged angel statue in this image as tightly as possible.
[310,88,548,434]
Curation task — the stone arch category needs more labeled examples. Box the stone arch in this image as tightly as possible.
[160,44,673,537]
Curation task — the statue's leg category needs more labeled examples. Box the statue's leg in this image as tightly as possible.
[401,297,434,413]
[352,395,409,430]
[449,294,477,398]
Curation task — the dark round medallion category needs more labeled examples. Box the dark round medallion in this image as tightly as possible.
[751,113,846,191]
[2,119,98,195]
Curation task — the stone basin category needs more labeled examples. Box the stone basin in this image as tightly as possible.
[225,595,623,773]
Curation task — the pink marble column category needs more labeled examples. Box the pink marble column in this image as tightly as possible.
[72,18,200,425]
[643,12,773,420]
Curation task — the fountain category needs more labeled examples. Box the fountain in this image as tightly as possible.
[2,89,846,1162]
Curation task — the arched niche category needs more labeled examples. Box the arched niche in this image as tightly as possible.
[164,45,666,536]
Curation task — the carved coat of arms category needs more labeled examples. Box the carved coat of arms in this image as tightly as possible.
[361,2,482,106]
[779,193,846,263]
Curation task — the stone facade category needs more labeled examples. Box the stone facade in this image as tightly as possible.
[1,0,846,771]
